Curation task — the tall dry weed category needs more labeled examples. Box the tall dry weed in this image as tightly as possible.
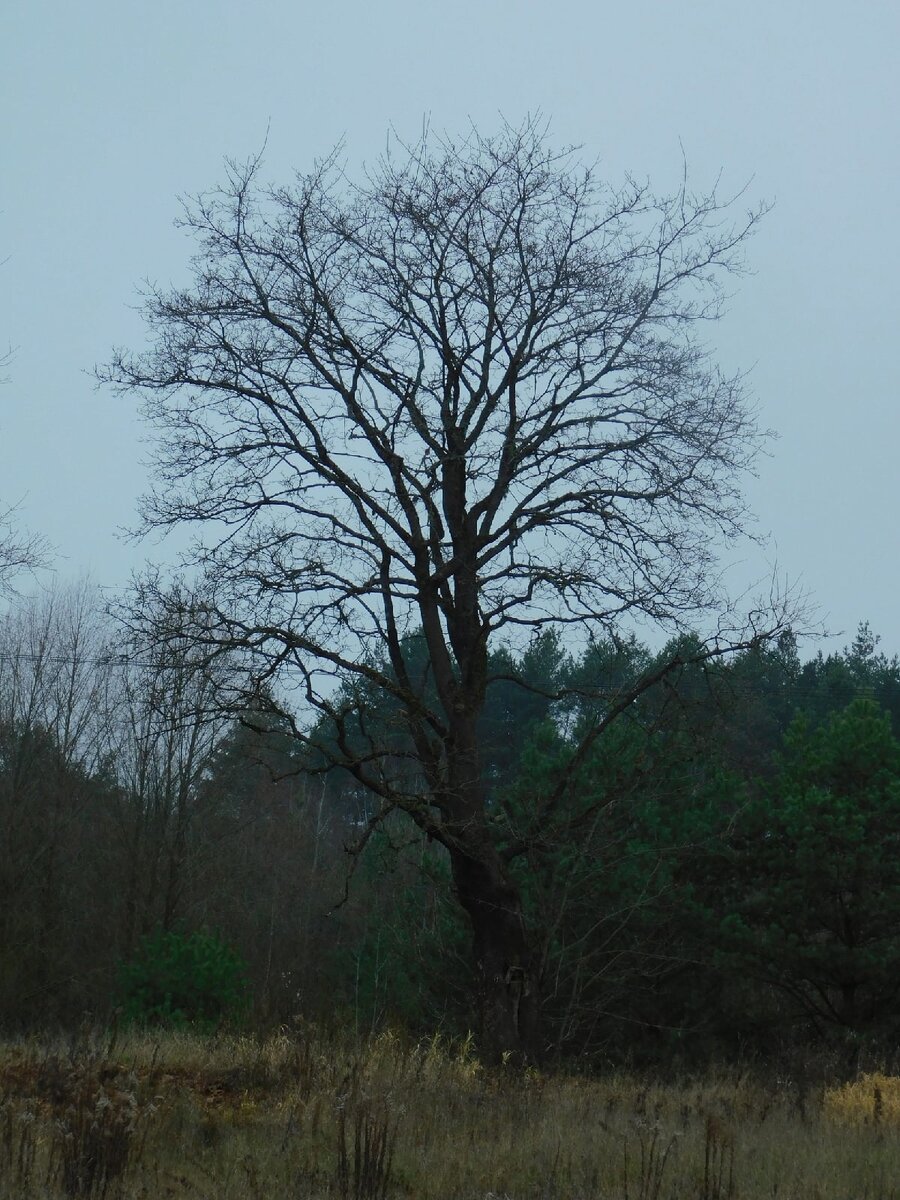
[47,1060,154,1199]
[622,1119,679,1200]
[0,1097,39,1195]
[335,1097,397,1200]
[701,1113,735,1200]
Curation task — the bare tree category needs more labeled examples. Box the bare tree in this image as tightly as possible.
[1,344,50,596]
[0,581,118,1016]
[0,581,242,1022]
[102,121,797,1060]
[107,639,229,947]
[0,503,48,598]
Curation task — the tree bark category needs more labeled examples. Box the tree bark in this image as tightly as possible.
[449,836,540,1064]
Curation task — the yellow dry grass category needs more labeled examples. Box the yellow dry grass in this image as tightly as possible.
[825,1071,900,1128]
[1,1027,900,1198]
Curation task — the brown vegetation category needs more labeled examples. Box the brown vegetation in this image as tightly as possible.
[2,1027,900,1199]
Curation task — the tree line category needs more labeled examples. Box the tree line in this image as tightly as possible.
[3,580,899,1068]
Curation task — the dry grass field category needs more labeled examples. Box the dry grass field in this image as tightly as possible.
[2,1025,899,1199]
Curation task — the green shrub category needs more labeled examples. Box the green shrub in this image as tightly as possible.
[117,928,249,1030]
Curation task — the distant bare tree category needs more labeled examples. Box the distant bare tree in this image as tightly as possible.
[1,341,50,595]
[103,121,799,1061]
[0,582,241,1021]
[0,581,116,1017]
[0,503,48,598]
[107,634,233,947]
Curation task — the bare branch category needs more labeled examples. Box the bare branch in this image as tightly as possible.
[100,120,798,1060]
[0,501,50,598]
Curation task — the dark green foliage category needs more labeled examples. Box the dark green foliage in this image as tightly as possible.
[480,630,571,792]
[796,622,900,733]
[326,826,472,1037]
[0,717,119,1027]
[710,699,900,1034]
[501,710,741,1060]
[302,628,900,1059]
[117,928,249,1031]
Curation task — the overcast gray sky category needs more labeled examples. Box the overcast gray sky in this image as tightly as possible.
[2,0,898,653]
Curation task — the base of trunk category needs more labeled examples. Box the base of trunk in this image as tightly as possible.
[451,846,541,1064]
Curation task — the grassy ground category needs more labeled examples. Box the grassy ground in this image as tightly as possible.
[1,1025,899,1199]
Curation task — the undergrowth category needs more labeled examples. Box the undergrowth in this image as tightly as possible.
[1,1025,899,1198]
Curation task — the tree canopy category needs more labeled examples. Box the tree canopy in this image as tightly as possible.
[103,122,796,1060]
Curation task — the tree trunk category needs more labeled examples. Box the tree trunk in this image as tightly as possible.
[450,843,540,1065]
[438,691,542,1064]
